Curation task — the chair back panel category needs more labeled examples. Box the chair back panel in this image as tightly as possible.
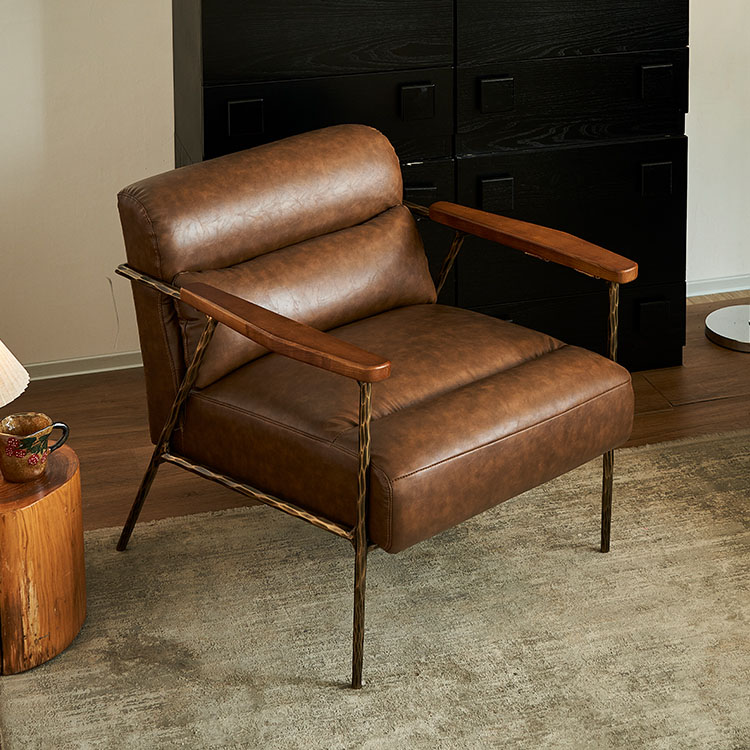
[118,125,404,281]
[175,205,435,388]
[118,126,435,427]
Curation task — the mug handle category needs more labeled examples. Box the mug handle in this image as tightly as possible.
[49,422,70,454]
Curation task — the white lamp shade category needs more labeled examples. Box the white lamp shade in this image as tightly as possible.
[0,339,30,408]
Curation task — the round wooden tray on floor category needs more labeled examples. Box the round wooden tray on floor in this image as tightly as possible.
[0,445,86,675]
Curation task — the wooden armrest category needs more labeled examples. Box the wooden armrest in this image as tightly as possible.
[180,283,391,383]
[429,201,638,284]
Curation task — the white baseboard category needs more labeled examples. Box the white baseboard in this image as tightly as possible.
[27,350,143,381]
[687,274,750,298]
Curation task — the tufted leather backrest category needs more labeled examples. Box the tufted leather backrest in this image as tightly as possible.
[118,126,436,430]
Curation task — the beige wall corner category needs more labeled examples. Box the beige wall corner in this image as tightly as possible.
[0,0,173,366]
[687,0,750,288]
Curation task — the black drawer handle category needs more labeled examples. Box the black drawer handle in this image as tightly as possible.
[641,162,673,197]
[640,64,675,101]
[400,83,436,122]
[227,98,264,137]
[480,176,515,213]
[404,185,438,205]
[638,300,671,336]
[479,76,515,114]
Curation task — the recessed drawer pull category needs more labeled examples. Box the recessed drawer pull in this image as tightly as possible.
[480,176,515,213]
[400,83,436,122]
[479,76,515,114]
[640,63,675,101]
[404,185,438,205]
[227,98,264,137]
[641,161,673,197]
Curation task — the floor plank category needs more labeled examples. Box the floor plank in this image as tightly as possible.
[627,393,750,447]
[639,295,750,407]
[631,373,672,415]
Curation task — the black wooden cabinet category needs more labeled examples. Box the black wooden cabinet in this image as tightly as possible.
[173,0,689,369]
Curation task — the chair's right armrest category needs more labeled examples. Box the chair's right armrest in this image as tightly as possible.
[180,283,392,383]
[429,202,638,284]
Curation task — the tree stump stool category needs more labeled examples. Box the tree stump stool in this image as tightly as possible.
[0,445,86,674]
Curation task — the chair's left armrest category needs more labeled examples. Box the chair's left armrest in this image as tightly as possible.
[429,201,638,284]
[180,283,391,383]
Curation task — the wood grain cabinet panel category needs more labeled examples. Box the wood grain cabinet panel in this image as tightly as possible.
[173,0,688,369]
[203,0,453,83]
[458,50,689,153]
[203,68,454,161]
[472,282,686,371]
[457,0,689,64]
[456,137,687,306]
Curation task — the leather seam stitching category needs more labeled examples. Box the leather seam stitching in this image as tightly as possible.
[391,380,631,483]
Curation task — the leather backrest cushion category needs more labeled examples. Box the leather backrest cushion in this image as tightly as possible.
[118,125,403,282]
[175,205,437,388]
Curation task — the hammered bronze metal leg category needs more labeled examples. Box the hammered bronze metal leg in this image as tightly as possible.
[117,317,217,551]
[351,381,372,689]
[601,450,614,553]
[601,281,620,553]
[435,231,466,296]
[607,282,619,363]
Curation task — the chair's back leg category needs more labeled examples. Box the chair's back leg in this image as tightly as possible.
[601,450,614,553]
[601,281,620,553]
[351,382,372,688]
[117,317,217,551]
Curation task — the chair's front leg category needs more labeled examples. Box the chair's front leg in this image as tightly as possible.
[601,281,619,553]
[352,381,372,689]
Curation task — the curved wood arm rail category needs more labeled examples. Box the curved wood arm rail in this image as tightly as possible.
[180,282,392,383]
[428,201,638,284]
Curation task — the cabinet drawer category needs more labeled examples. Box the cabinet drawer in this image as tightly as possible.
[458,50,688,153]
[458,0,688,65]
[472,282,685,371]
[402,158,457,304]
[202,0,453,84]
[203,69,454,161]
[455,137,687,306]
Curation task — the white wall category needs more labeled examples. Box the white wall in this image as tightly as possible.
[686,0,750,291]
[0,2,747,370]
[0,0,173,368]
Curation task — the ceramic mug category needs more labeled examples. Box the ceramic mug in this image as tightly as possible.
[0,412,69,483]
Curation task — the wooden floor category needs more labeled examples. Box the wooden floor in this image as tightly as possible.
[629,292,750,445]
[7,293,749,532]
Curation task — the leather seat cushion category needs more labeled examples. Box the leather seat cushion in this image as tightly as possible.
[176,304,634,553]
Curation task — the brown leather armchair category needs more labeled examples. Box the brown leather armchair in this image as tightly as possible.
[116,125,636,688]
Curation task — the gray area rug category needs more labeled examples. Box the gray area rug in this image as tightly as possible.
[1,430,749,749]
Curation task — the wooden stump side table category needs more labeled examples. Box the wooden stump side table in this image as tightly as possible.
[0,445,86,674]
